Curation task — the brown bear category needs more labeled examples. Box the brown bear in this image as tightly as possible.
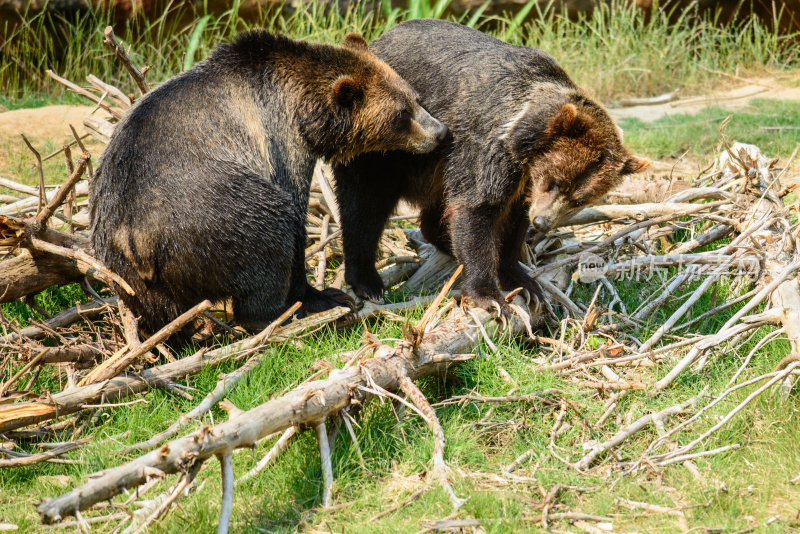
[333,19,648,314]
[90,30,447,336]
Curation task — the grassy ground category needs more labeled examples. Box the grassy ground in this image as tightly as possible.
[1,266,798,533]
[619,98,800,165]
[2,2,800,533]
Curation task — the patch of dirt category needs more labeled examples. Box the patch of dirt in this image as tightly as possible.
[609,76,800,123]
[0,105,103,143]
[610,75,800,183]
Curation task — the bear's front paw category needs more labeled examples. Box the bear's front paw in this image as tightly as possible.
[461,293,513,320]
[499,266,546,316]
[346,270,385,303]
[300,287,356,317]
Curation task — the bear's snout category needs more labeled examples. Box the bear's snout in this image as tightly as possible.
[531,215,551,233]
[528,188,571,235]
[409,107,447,153]
[434,122,448,143]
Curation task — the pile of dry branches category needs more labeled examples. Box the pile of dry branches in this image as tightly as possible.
[0,27,798,533]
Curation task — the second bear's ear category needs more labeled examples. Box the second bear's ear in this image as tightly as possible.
[547,103,582,136]
[620,155,651,175]
[343,33,369,52]
[333,76,364,107]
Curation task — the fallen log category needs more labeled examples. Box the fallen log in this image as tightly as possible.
[37,288,536,524]
[0,306,349,434]
[1,209,132,303]
[0,248,92,303]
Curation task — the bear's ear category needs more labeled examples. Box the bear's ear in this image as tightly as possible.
[547,103,580,136]
[343,32,369,52]
[333,76,364,107]
[620,155,650,175]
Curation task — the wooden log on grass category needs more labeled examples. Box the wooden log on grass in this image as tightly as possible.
[0,306,350,434]
[37,279,539,524]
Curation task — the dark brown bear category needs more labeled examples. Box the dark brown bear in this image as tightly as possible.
[333,19,648,314]
[90,30,447,336]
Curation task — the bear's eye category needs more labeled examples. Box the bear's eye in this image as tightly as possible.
[395,109,412,128]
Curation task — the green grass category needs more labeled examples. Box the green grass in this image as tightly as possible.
[2,1,800,532]
[1,0,798,103]
[619,98,800,163]
[0,92,69,110]
[1,231,798,532]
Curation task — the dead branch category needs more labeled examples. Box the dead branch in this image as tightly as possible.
[18,134,45,213]
[86,74,132,109]
[0,307,349,434]
[237,427,296,483]
[400,376,466,510]
[122,302,302,453]
[37,293,534,522]
[1,182,89,217]
[0,298,114,344]
[559,201,728,227]
[216,453,234,534]
[35,154,88,230]
[44,70,123,120]
[314,422,334,508]
[103,26,150,95]
[80,299,212,385]
[575,392,702,471]
[0,438,89,468]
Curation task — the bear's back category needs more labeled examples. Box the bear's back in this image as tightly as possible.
[371,19,577,140]
[372,20,574,98]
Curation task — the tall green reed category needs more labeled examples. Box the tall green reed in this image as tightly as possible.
[0,0,797,103]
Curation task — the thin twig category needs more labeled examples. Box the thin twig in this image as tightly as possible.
[315,422,334,508]
[216,454,234,534]
[103,26,150,94]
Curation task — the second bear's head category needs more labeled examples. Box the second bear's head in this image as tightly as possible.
[253,31,448,164]
[502,97,649,233]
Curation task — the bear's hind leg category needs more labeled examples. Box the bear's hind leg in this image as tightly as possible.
[230,229,295,331]
[334,153,409,301]
[285,202,355,318]
[420,200,453,255]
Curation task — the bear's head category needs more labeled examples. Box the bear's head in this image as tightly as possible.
[297,33,448,164]
[504,98,649,233]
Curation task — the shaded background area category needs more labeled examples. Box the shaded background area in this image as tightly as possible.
[2,0,799,29]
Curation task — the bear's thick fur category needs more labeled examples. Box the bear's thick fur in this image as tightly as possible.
[90,30,447,335]
[333,20,648,313]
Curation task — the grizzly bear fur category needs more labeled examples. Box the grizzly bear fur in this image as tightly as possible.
[90,30,447,336]
[333,20,648,313]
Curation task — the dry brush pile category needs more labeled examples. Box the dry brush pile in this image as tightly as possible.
[1,28,799,533]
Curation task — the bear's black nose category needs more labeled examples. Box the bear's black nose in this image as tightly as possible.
[435,123,448,142]
[532,216,550,233]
